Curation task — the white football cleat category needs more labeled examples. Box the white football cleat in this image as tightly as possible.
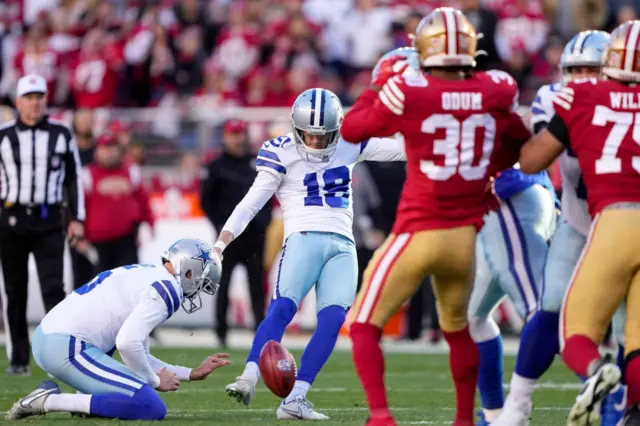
[490,407,530,426]
[225,377,256,406]
[567,362,621,426]
[277,395,329,420]
[6,380,60,420]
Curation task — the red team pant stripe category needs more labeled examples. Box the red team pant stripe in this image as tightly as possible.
[559,214,601,350]
[356,233,412,324]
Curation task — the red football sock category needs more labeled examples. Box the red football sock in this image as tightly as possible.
[561,335,601,378]
[350,323,390,418]
[443,327,479,422]
[625,355,640,408]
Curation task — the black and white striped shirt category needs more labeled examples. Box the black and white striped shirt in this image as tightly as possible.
[0,116,85,221]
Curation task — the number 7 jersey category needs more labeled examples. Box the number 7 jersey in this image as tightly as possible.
[341,70,531,233]
[551,78,640,216]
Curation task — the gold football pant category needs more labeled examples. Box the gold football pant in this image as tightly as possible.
[561,208,640,356]
[348,226,476,333]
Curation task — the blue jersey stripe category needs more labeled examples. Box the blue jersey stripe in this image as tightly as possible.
[162,280,181,313]
[534,95,541,104]
[152,281,175,317]
[531,106,546,115]
[359,139,370,154]
[257,149,282,163]
[319,89,326,126]
[256,158,286,174]
[310,90,316,126]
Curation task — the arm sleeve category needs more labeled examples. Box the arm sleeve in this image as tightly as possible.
[341,85,401,143]
[221,170,281,239]
[546,114,571,147]
[357,137,406,162]
[115,296,168,389]
[144,340,192,381]
[64,133,86,222]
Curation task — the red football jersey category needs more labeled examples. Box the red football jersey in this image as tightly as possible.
[341,70,530,233]
[71,45,123,108]
[552,78,640,217]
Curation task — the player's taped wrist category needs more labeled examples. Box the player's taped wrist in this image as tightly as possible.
[214,241,227,253]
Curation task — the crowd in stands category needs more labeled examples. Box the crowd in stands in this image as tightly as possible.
[1,0,639,111]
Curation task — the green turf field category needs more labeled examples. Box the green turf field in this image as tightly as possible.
[1,347,578,425]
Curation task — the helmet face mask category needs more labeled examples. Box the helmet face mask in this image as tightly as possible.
[560,30,610,84]
[162,238,222,314]
[291,88,344,163]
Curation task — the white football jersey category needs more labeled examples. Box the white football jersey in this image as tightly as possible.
[222,134,405,242]
[531,84,591,236]
[41,264,182,353]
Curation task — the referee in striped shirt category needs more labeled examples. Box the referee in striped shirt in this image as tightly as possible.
[0,74,85,376]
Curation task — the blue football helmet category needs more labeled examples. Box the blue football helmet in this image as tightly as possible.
[560,30,610,82]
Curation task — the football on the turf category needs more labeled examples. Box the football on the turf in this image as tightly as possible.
[259,340,297,398]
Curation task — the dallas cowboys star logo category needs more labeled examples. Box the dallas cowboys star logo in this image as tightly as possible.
[192,245,213,269]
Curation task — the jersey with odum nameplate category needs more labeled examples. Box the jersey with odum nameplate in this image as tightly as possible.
[251,134,405,241]
[40,264,183,353]
[531,83,590,235]
[341,70,531,233]
[550,78,640,217]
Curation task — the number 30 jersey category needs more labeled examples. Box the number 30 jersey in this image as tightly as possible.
[549,78,640,217]
[341,70,531,233]
[221,134,405,242]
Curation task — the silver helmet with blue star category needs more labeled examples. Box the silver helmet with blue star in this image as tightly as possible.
[161,238,221,314]
[561,30,610,82]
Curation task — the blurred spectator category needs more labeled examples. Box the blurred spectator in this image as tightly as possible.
[351,163,384,291]
[530,33,564,89]
[615,3,638,27]
[71,28,124,108]
[73,109,96,165]
[573,0,608,33]
[200,119,269,347]
[13,18,62,104]
[494,0,549,78]
[461,0,500,71]
[174,26,206,96]
[340,0,393,72]
[83,134,155,272]
[213,2,260,80]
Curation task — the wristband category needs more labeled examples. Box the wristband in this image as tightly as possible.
[214,241,227,253]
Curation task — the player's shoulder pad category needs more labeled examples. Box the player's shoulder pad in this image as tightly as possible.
[551,79,596,112]
[257,133,294,175]
[149,276,183,318]
[484,69,518,87]
[379,74,427,116]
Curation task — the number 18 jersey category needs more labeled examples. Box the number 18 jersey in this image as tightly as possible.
[550,79,640,216]
[341,70,532,233]
[252,134,405,241]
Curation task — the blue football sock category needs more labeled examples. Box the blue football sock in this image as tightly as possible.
[296,305,346,385]
[247,297,297,364]
[477,336,505,410]
[90,385,166,420]
[618,345,626,384]
[514,310,560,379]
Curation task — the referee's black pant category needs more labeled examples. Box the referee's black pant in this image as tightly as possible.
[0,205,66,367]
[215,231,266,346]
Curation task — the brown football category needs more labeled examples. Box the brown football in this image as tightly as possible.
[258,340,297,398]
